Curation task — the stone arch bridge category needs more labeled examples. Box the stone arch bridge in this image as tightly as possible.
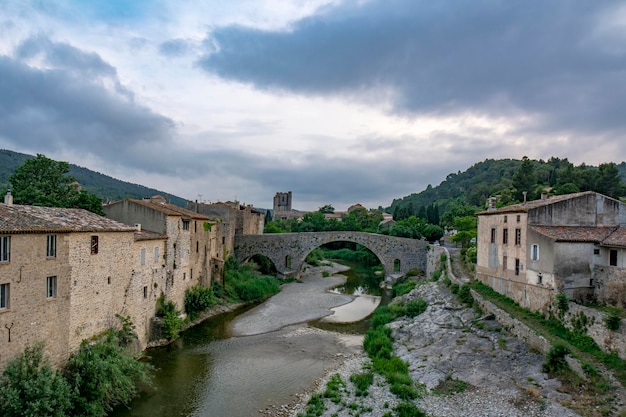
[234,231,429,279]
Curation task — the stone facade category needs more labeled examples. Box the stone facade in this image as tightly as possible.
[476,191,626,312]
[235,231,428,278]
[187,200,264,284]
[0,203,141,369]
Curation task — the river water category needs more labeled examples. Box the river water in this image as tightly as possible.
[111,262,385,417]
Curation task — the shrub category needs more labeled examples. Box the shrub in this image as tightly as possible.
[0,343,72,417]
[364,327,393,360]
[64,331,153,417]
[457,284,474,307]
[556,293,569,314]
[393,402,427,417]
[450,283,460,294]
[605,314,621,331]
[350,371,374,396]
[161,309,184,340]
[115,314,138,347]
[542,344,571,374]
[370,306,396,328]
[405,298,428,318]
[392,279,417,297]
[184,285,217,320]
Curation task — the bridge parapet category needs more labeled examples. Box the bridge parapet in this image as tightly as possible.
[234,231,428,279]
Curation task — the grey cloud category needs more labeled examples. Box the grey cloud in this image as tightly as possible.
[0,44,175,169]
[197,1,626,136]
[158,38,193,57]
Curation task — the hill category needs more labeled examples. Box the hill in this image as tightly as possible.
[389,157,626,224]
[0,149,187,207]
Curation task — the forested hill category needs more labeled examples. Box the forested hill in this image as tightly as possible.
[389,157,626,219]
[0,149,187,207]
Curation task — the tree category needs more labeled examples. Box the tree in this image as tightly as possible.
[595,162,626,198]
[0,343,72,417]
[512,156,537,202]
[8,154,104,215]
[318,204,334,214]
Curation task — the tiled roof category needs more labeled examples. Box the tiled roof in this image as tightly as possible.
[125,199,210,220]
[602,227,626,248]
[530,226,618,243]
[134,230,167,241]
[477,191,599,215]
[0,204,137,234]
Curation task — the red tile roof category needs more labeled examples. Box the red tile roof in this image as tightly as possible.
[529,225,615,242]
[602,227,626,248]
[0,204,137,234]
[477,191,599,215]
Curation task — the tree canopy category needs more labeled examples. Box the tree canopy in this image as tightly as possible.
[8,154,104,215]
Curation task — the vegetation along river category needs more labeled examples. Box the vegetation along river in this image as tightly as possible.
[111,260,387,417]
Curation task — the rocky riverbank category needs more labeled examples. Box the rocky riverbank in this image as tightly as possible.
[289,278,581,417]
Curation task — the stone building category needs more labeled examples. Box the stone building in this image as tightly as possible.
[103,197,216,303]
[476,191,626,312]
[186,200,264,283]
[0,194,155,369]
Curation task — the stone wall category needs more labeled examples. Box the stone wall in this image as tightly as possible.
[0,232,72,368]
[562,303,626,360]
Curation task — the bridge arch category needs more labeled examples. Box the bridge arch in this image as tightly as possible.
[234,231,428,279]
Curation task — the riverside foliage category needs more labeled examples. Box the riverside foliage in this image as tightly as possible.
[0,318,153,417]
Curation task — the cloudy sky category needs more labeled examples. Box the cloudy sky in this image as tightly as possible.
[1,1,625,211]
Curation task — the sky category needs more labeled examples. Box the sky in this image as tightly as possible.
[1,1,625,211]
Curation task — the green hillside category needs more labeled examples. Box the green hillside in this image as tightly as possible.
[389,157,626,225]
[0,149,187,207]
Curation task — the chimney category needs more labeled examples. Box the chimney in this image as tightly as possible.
[522,191,527,203]
[134,223,142,231]
[541,193,547,200]
[4,190,13,205]
[487,197,496,211]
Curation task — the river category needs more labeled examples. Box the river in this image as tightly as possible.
[111,261,386,417]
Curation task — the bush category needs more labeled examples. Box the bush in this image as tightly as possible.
[405,298,428,318]
[542,344,571,374]
[605,314,621,331]
[350,371,373,396]
[364,327,393,360]
[184,285,217,320]
[371,306,396,328]
[64,331,153,417]
[0,343,72,417]
[392,279,417,297]
[457,284,474,307]
[393,402,427,417]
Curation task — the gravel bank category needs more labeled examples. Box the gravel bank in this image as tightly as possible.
[289,279,581,417]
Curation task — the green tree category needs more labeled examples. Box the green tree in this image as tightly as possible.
[512,156,537,201]
[318,204,334,214]
[0,343,72,417]
[64,331,153,417]
[8,154,104,215]
[595,162,626,198]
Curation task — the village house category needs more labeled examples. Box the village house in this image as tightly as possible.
[103,196,216,304]
[186,200,264,282]
[476,191,626,312]
[0,191,166,369]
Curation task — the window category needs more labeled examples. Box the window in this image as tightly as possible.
[182,220,190,230]
[610,249,618,266]
[0,236,10,262]
[515,228,521,245]
[504,215,508,223]
[91,236,99,255]
[183,272,186,280]
[143,286,148,298]
[394,259,401,272]
[140,248,146,265]
[515,258,520,275]
[196,241,199,253]
[154,247,160,263]
[490,228,496,244]
[0,283,8,310]
[537,273,543,285]
[502,229,509,244]
[190,269,193,280]
[46,234,57,258]
[594,248,600,255]
[531,244,539,261]
[503,255,507,270]
[222,236,226,244]
[516,215,521,222]
[46,276,57,299]
[194,221,197,232]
